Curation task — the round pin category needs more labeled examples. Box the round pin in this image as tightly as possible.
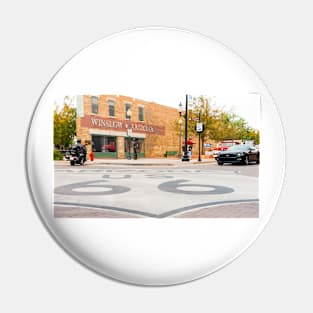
[26,27,285,286]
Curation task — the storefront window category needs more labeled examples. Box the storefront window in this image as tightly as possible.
[92,135,117,158]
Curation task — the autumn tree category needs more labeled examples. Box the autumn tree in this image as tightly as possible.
[172,95,260,151]
[186,96,215,153]
[54,98,76,149]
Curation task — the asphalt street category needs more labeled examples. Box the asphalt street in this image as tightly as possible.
[54,162,259,218]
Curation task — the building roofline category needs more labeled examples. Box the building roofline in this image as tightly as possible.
[81,94,177,111]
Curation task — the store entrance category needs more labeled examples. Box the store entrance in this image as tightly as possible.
[124,138,145,159]
[91,135,118,158]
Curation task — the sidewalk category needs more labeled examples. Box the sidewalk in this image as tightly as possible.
[55,156,216,166]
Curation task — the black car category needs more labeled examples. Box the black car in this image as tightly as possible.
[215,144,260,165]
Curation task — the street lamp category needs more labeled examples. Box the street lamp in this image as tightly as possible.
[178,101,183,116]
[126,108,132,160]
[178,96,190,161]
[178,118,182,158]
[197,111,202,162]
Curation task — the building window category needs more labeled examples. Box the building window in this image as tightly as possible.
[91,96,98,114]
[125,103,131,119]
[138,106,144,121]
[108,100,115,117]
[91,135,117,158]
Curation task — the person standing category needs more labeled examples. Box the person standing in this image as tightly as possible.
[188,146,193,159]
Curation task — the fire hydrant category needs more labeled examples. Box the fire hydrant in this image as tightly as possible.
[89,151,94,161]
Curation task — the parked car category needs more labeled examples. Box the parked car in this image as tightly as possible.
[215,144,260,165]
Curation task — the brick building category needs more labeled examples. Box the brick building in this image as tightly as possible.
[75,94,182,159]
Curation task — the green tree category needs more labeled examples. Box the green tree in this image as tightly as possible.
[54,99,76,149]
[172,96,260,152]
[187,96,215,153]
[209,110,260,144]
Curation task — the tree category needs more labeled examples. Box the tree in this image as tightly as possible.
[207,109,260,144]
[172,96,260,153]
[187,96,214,154]
[54,98,76,149]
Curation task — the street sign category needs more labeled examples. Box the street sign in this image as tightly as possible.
[196,122,203,133]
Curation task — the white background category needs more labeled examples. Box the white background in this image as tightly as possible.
[0,1,311,312]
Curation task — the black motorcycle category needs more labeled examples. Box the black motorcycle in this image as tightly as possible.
[66,148,86,166]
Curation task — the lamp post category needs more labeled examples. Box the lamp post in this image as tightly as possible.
[178,95,190,162]
[178,118,182,158]
[197,112,202,162]
[126,108,132,160]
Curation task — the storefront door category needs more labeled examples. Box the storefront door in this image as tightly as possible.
[124,138,145,159]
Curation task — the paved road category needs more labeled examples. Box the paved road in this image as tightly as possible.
[54,163,259,218]
[210,163,258,177]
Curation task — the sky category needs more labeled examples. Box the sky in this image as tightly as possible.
[51,28,262,129]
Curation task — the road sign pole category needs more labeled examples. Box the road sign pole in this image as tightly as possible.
[198,112,201,162]
[182,94,190,161]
